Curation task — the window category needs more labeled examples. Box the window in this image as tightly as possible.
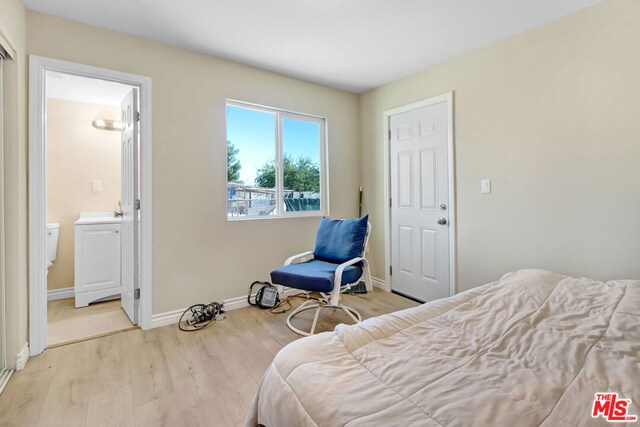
[226,101,327,219]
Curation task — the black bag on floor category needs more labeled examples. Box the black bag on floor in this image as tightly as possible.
[247,281,280,309]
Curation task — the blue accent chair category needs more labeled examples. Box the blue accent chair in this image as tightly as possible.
[271,215,372,336]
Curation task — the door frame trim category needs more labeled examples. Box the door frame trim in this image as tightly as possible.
[28,55,153,356]
[382,92,456,298]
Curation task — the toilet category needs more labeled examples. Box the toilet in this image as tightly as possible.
[46,223,60,273]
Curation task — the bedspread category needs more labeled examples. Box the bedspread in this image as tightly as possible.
[246,269,640,426]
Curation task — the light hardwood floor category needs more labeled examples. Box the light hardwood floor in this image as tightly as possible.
[0,289,417,427]
[48,298,136,347]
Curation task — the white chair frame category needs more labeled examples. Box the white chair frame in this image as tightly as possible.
[279,222,373,336]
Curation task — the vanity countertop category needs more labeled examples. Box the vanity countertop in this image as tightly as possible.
[74,211,122,226]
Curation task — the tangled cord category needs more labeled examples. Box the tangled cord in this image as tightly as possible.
[179,293,326,330]
[179,302,225,331]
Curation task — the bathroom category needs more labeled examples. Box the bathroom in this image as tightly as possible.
[45,72,137,346]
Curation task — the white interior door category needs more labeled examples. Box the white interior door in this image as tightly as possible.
[121,89,139,324]
[390,99,451,302]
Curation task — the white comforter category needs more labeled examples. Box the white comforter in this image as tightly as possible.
[246,269,640,426]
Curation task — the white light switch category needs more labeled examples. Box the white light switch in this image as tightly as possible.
[92,180,102,192]
[481,179,491,194]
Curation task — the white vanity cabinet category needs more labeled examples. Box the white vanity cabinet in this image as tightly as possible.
[74,213,122,308]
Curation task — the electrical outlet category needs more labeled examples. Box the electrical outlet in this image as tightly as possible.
[92,180,102,192]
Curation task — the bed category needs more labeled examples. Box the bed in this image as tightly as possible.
[245,269,640,426]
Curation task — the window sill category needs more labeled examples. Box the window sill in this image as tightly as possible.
[227,211,326,222]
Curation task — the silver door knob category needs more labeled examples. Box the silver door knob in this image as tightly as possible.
[437,218,447,225]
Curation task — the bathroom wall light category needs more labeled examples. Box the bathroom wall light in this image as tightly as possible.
[92,118,123,131]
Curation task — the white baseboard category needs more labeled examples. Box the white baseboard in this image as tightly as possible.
[15,343,29,371]
[47,286,74,301]
[372,276,389,291]
[150,288,300,329]
[150,308,186,329]
[222,293,252,312]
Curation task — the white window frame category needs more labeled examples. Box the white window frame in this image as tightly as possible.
[226,100,329,221]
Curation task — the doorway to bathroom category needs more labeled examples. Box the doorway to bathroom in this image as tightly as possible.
[29,56,153,355]
[46,72,137,346]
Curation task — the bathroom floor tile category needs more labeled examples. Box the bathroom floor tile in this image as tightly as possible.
[47,298,137,346]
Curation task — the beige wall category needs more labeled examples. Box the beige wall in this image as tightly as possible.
[0,0,28,368]
[9,0,636,358]
[46,99,121,290]
[360,0,640,292]
[27,12,361,314]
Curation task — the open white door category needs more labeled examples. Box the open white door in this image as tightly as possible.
[121,89,139,324]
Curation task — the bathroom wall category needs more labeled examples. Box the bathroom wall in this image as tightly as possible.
[46,98,121,291]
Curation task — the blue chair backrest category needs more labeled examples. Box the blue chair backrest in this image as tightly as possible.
[313,215,369,264]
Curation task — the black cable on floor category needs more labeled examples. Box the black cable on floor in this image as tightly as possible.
[178,302,224,331]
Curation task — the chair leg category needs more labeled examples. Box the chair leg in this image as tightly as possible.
[361,259,373,292]
[286,300,321,337]
[286,299,363,336]
[340,305,361,323]
[310,305,321,335]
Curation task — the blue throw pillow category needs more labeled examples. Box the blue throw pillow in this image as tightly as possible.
[314,215,368,264]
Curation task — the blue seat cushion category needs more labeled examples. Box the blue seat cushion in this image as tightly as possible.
[314,215,368,264]
[270,260,363,293]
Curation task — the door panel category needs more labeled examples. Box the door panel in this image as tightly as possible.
[390,100,451,302]
[398,225,414,273]
[121,89,139,324]
[420,119,437,136]
[421,228,438,281]
[420,149,437,209]
[397,151,413,208]
[398,125,413,140]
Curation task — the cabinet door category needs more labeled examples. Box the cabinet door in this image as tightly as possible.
[75,224,121,292]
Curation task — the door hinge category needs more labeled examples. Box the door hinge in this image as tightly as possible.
[389,197,392,208]
[135,111,141,122]
[135,199,141,210]
[134,288,141,300]
[388,129,391,141]
[390,266,393,276]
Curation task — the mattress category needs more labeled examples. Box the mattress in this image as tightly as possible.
[245,269,640,426]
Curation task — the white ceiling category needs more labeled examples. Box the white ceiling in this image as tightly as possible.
[26,0,602,93]
[46,71,133,106]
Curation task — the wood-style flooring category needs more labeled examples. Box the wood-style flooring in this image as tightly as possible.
[0,289,418,427]
[48,298,136,347]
